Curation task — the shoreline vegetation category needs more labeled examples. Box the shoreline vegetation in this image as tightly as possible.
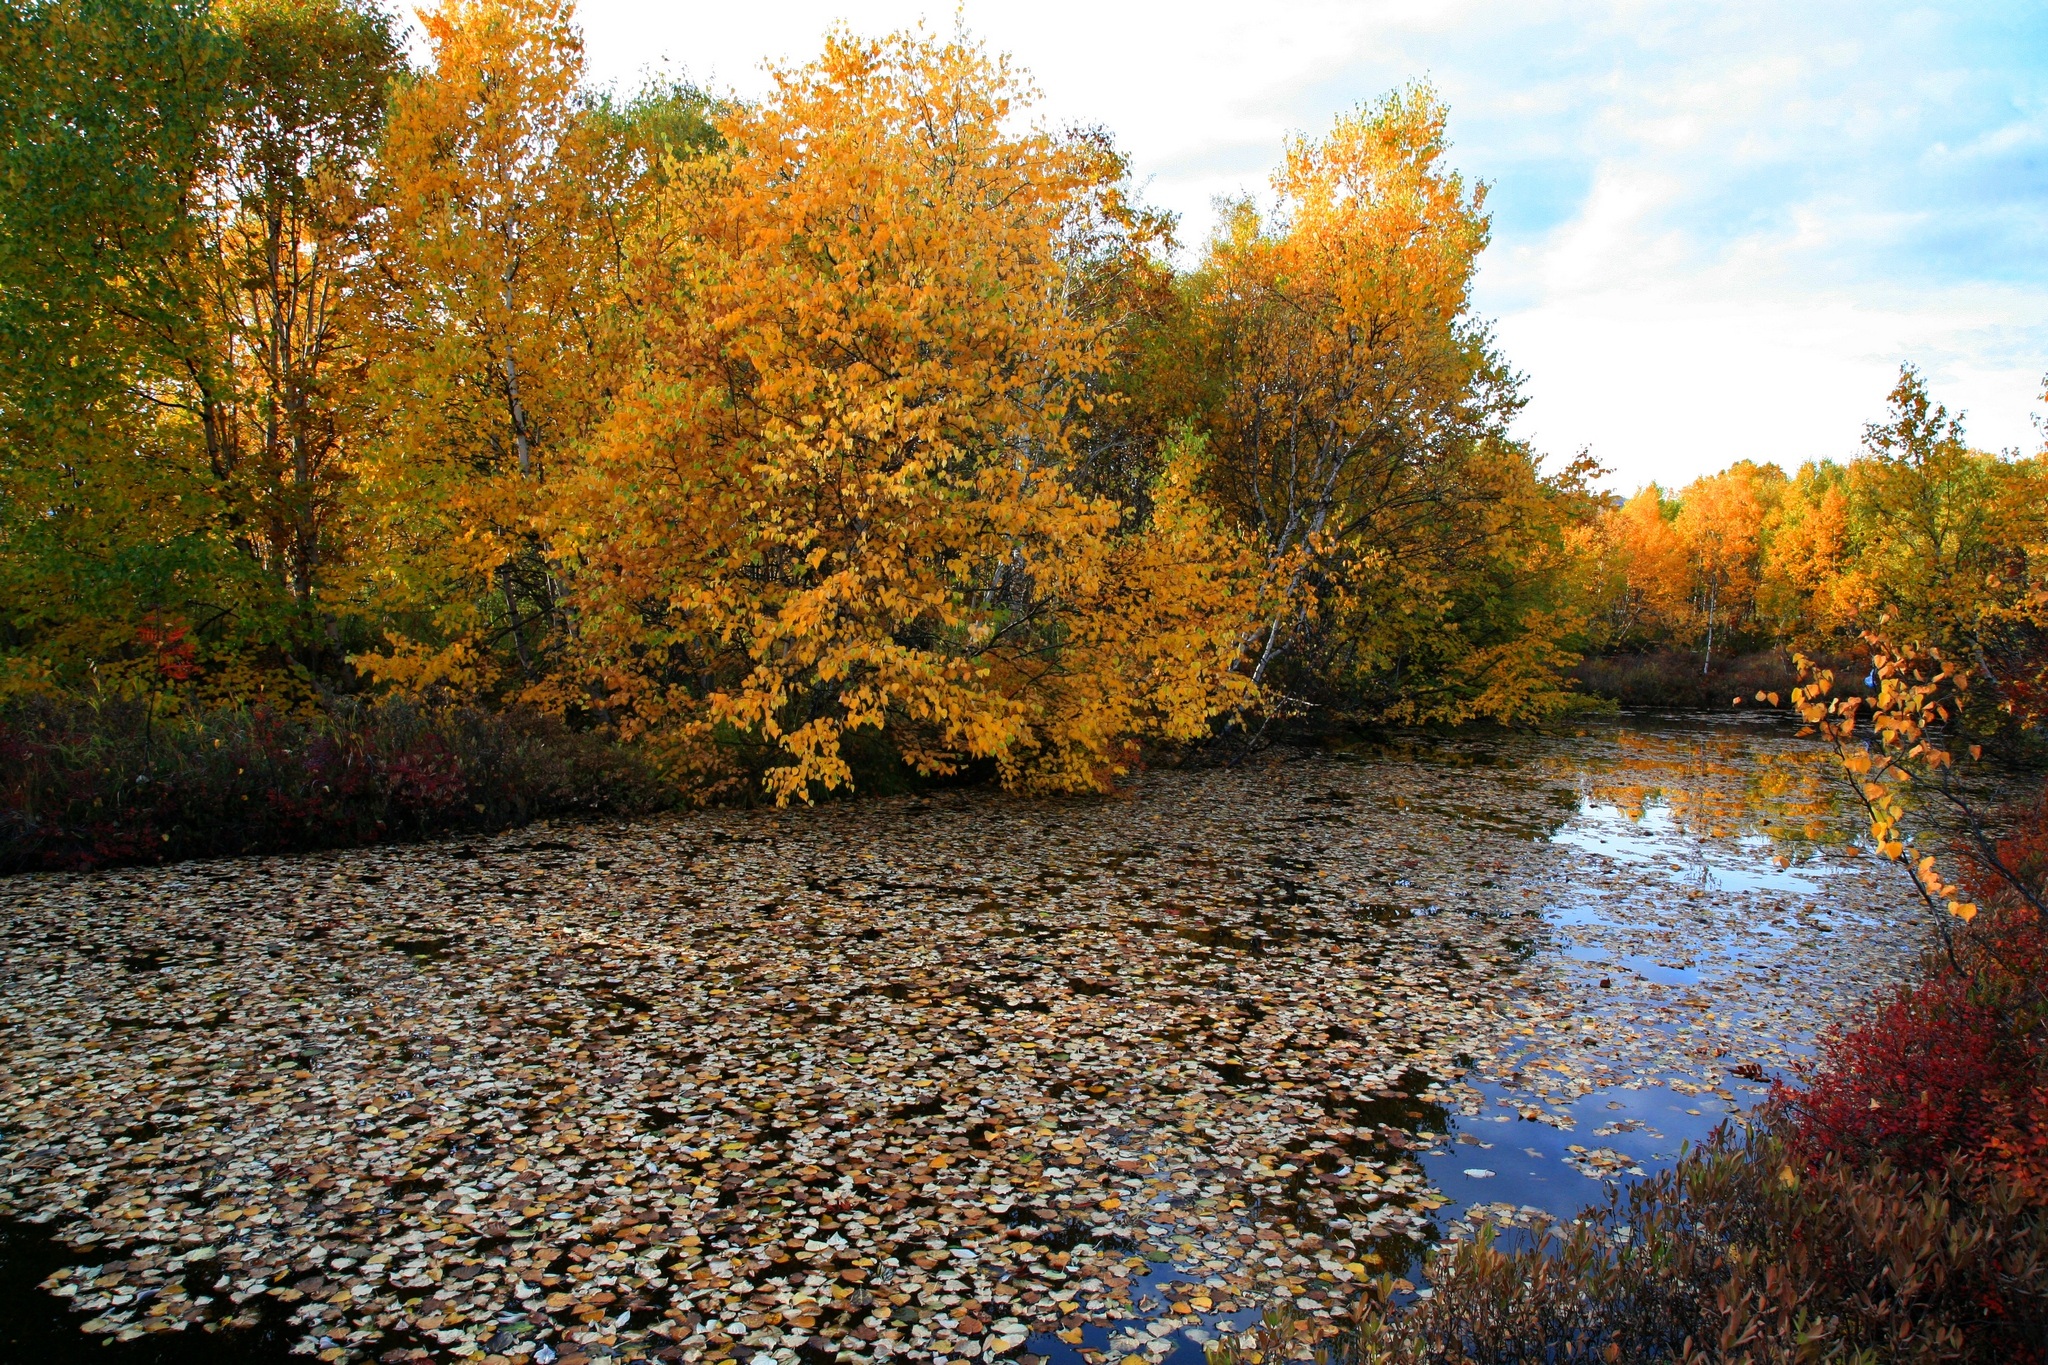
[0,645,1870,880]
[0,693,670,875]
[5,0,2048,1360]
[6,0,2045,821]
[0,674,1818,878]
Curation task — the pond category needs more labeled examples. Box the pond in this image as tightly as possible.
[0,714,1932,1365]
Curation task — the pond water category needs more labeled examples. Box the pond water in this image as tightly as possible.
[0,715,1931,1365]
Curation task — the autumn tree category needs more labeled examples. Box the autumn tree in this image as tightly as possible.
[1756,460,1868,645]
[0,0,235,682]
[1582,371,2048,696]
[1350,447,1602,724]
[1594,486,1689,648]
[0,0,400,696]
[182,0,402,640]
[1180,87,1585,722]
[354,0,713,694]
[1845,367,2047,658]
[558,29,1257,799]
[1672,461,1781,673]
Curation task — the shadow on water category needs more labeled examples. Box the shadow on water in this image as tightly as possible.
[0,1219,298,1364]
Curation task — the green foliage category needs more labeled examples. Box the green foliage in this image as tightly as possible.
[0,0,237,668]
[0,0,407,686]
[0,0,230,409]
[1848,367,2047,652]
[599,74,725,171]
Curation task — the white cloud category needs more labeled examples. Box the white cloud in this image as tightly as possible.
[1494,277,2048,487]
[570,0,2048,489]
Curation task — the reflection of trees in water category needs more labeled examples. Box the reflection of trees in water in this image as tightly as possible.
[1568,730,1846,855]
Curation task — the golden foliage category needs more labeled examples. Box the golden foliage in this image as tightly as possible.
[1757,465,1872,642]
[1598,487,1688,644]
[351,0,648,696]
[1185,86,1585,722]
[28,0,2048,808]
[553,31,1258,800]
[1596,370,2048,670]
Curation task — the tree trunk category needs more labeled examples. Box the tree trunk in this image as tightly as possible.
[1702,581,1716,676]
[504,349,533,477]
[501,573,534,678]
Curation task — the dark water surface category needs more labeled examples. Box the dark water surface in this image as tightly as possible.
[0,714,1928,1365]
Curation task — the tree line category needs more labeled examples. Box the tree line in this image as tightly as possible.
[1593,369,2048,683]
[4,0,2043,801]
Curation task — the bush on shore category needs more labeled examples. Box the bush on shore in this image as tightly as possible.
[1775,785,2048,1204]
[1780,948,2048,1200]
[0,694,672,874]
[1571,650,1806,710]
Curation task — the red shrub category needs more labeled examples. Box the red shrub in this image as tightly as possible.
[379,738,465,814]
[1785,806,2048,1203]
[1988,1084,2048,1205]
[1781,971,2014,1173]
[1782,783,2048,1199]
[134,615,201,682]
[1959,788,2048,928]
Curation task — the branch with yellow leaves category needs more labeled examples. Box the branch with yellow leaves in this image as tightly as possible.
[1783,634,2048,975]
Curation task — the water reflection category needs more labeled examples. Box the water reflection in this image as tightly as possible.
[1560,722,1844,851]
[1419,1072,1753,1261]
[1553,803,1830,896]
[1394,715,1889,1287]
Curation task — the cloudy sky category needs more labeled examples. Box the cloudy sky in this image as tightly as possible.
[565,0,2047,490]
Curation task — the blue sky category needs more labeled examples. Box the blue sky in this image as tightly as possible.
[573,1,2048,489]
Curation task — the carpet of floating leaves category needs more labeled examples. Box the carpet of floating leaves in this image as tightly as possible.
[0,718,1933,1365]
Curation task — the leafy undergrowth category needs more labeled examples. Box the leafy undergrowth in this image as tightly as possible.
[0,695,673,874]
[1779,948,2048,1201]
[1572,650,1802,711]
[1777,790,2048,1204]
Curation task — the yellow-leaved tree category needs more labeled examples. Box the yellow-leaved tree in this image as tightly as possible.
[1672,461,1782,673]
[354,0,712,694]
[1188,86,1583,722]
[1756,460,1869,645]
[184,0,403,654]
[1846,367,2048,656]
[554,30,1259,800]
[1596,486,1690,647]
